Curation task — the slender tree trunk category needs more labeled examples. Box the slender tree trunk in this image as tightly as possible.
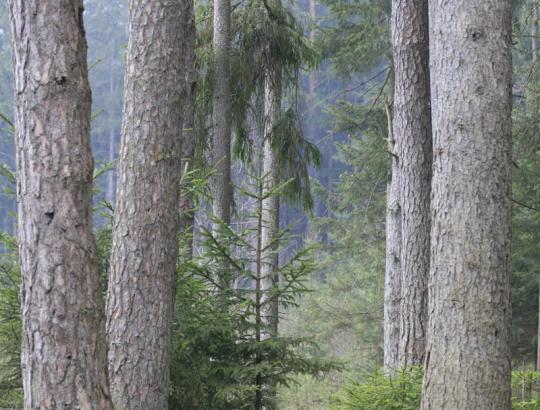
[105,1,185,408]
[106,39,116,204]
[308,0,316,100]
[422,1,513,408]
[532,3,540,374]
[261,66,282,340]
[180,0,197,260]
[259,65,282,410]
[383,100,401,372]
[392,0,432,367]
[255,181,264,410]
[212,0,232,232]
[8,1,113,408]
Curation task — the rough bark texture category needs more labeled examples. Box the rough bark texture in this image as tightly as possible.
[8,1,113,408]
[392,0,432,367]
[383,102,401,372]
[422,1,513,408]
[105,1,185,408]
[211,0,232,231]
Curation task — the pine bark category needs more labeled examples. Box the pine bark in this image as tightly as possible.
[8,1,113,408]
[383,101,401,372]
[105,0,185,408]
[211,0,232,231]
[392,0,432,367]
[422,1,513,408]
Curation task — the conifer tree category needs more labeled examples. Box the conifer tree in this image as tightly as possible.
[7,1,113,407]
[105,0,188,407]
[422,1,513,408]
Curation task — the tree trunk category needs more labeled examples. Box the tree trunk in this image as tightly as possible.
[383,101,401,372]
[211,0,232,232]
[422,1,513,408]
[392,0,432,367]
[258,65,282,410]
[8,1,113,408]
[532,3,540,374]
[106,39,116,204]
[105,1,186,408]
[261,65,282,339]
[180,0,197,260]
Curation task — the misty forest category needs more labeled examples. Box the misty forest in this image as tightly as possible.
[0,0,538,409]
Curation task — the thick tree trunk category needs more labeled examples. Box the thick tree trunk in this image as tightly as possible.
[105,1,185,408]
[392,0,432,367]
[422,1,513,408]
[211,0,232,232]
[383,101,401,372]
[8,1,113,408]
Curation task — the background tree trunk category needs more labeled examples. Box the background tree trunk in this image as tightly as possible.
[258,65,282,410]
[180,0,197,260]
[8,1,113,408]
[212,0,232,232]
[105,0,185,408]
[106,39,117,204]
[422,1,513,408]
[383,101,401,372]
[392,0,432,367]
[532,3,540,374]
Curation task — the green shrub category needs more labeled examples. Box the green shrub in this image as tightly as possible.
[332,367,540,410]
[331,367,423,410]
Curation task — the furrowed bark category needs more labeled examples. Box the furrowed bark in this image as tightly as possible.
[392,0,432,367]
[422,1,513,408]
[106,0,186,408]
[8,1,113,408]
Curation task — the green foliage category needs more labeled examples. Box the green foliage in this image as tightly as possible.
[169,171,337,409]
[194,0,321,209]
[317,0,390,78]
[331,368,540,410]
[331,367,423,410]
[0,232,22,407]
[512,370,540,409]
[510,0,540,365]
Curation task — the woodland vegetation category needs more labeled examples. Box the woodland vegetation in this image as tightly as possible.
[0,0,538,409]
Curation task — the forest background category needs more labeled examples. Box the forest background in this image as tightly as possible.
[0,0,538,409]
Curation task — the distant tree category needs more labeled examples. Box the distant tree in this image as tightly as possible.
[422,1,513,408]
[211,0,233,241]
[105,0,188,408]
[7,1,112,407]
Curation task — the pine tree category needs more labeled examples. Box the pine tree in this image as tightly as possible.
[7,1,112,407]
[422,1,513,408]
[105,0,188,407]
[392,0,432,367]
